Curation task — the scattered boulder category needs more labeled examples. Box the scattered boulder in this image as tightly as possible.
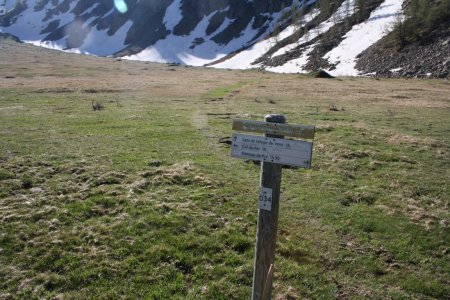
[311,70,335,79]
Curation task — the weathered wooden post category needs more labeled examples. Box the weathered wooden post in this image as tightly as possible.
[252,114,285,300]
[231,115,315,300]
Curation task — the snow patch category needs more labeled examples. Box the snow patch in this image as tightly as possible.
[164,0,183,31]
[124,13,263,66]
[267,0,356,73]
[273,0,354,59]
[390,67,402,72]
[267,45,315,73]
[79,20,133,56]
[27,17,133,57]
[207,14,232,38]
[1,0,16,12]
[270,8,320,58]
[1,2,49,40]
[324,0,404,76]
[83,3,101,15]
[1,0,78,44]
[210,8,311,70]
[123,11,223,65]
[123,47,167,63]
[50,1,78,30]
[2,1,131,56]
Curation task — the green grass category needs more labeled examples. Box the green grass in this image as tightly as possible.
[206,82,247,99]
[0,41,449,299]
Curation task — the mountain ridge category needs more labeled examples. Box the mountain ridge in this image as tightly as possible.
[1,0,449,78]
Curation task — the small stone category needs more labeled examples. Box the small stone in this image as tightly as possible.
[390,263,401,269]
[30,187,44,193]
[51,293,64,300]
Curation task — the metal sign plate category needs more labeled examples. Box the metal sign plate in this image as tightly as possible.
[232,119,315,139]
[231,133,313,168]
[259,187,273,211]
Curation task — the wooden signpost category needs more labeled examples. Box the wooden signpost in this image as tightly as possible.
[232,119,315,139]
[231,133,313,168]
[231,115,315,300]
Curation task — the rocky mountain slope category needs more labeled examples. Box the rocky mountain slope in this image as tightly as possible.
[0,0,448,77]
[357,20,450,78]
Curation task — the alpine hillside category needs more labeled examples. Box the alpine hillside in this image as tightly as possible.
[1,0,449,77]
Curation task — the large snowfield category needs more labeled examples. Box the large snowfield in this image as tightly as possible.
[0,0,404,76]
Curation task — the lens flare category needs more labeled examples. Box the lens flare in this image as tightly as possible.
[114,0,128,14]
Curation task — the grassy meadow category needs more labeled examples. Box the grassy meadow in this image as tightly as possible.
[0,38,449,299]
